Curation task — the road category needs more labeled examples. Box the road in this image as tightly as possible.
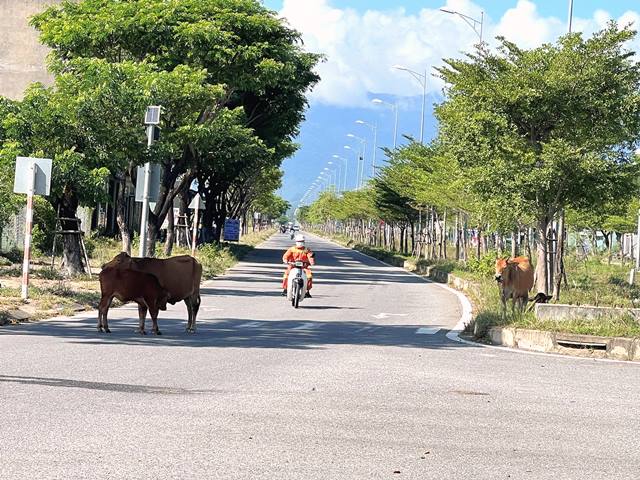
[1,232,639,479]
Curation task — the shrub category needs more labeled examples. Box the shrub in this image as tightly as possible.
[466,252,498,278]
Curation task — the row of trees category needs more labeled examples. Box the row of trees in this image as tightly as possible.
[0,0,315,273]
[300,24,640,299]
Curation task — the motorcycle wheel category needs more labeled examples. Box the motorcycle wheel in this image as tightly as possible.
[291,284,297,307]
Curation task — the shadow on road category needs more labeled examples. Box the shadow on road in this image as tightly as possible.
[1,316,471,351]
[0,375,218,395]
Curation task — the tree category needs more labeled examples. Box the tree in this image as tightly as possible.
[33,0,321,254]
[437,23,640,293]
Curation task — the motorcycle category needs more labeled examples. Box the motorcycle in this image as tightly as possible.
[286,261,309,308]
[290,230,295,240]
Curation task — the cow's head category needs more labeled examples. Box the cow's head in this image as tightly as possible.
[494,257,510,284]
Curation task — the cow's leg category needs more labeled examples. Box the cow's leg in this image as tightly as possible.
[500,290,507,319]
[189,294,201,333]
[149,305,162,336]
[185,298,194,333]
[98,296,113,333]
[137,303,148,335]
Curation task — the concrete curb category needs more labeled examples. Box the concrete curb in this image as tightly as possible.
[488,326,640,362]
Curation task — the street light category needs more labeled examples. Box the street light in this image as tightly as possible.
[328,160,341,192]
[440,8,484,42]
[140,105,161,257]
[347,133,366,188]
[356,119,378,178]
[343,145,360,189]
[372,98,399,148]
[332,155,348,191]
[392,65,427,144]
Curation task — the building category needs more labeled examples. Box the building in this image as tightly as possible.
[0,0,61,100]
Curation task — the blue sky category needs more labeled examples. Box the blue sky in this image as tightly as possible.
[266,1,640,208]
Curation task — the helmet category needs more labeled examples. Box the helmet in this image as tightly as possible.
[295,234,305,246]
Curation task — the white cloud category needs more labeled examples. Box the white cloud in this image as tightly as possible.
[277,0,640,107]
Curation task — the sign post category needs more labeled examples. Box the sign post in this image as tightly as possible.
[191,195,201,256]
[13,157,52,300]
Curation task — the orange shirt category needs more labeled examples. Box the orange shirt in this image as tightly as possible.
[283,246,315,265]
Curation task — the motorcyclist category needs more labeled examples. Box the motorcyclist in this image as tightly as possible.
[282,234,315,298]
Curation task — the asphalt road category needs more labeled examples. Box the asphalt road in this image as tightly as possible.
[1,232,639,479]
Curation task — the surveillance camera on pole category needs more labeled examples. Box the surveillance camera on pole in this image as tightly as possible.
[139,106,161,257]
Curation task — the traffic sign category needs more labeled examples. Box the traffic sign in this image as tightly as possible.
[223,219,241,242]
[13,157,52,196]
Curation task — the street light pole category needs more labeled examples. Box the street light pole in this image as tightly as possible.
[356,120,378,178]
[439,8,484,42]
[333,155,348,192]
[347,134,366,188]
[567,0,574,33]
[393,66,427,144]
[372,98,398,148]
[139,105,161,258]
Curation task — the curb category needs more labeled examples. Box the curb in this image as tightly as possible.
[487,326,640,362]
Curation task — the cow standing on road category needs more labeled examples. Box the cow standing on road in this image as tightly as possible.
[495,257,535,317]
[103,253,203,333]
[98,268,169,335]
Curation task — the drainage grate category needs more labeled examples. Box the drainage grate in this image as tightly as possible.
[556,339,607,350]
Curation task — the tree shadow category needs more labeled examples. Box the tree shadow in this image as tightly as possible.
[1,315,473,351]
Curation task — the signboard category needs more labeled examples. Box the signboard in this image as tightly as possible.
[135,163,161,202]
[13,157,52,196]
[189,194,206,210]
[223,218,241,242]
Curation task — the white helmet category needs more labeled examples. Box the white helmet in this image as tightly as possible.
[295,234,305,246]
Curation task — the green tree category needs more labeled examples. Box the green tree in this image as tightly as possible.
[437,24,640,293]
[33,0,321,253]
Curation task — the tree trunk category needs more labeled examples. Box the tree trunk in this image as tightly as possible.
[60,186,86,275]
[511,230,518,258]
[552,212,566,301]
[164,206,175,257]
[535,217,550,294]
[115,176,131,255]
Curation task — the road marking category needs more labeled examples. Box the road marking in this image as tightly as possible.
[355,326,374,333]
[292,322,316,331]
[372,313,409,320]
[237,321,263,328]
[416,327,441,335]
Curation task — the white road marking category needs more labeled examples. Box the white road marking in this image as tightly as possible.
[416,327,441,335]
[237,321,263,328]
[292,322,317,331]
[355,326,374,333]
[372,313,409,320]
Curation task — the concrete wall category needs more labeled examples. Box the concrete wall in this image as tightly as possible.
[0,0,61,100]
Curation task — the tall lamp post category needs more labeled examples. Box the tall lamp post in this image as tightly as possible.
[372,98,399,148]
[343,145,359,189]
[392,65,427,144]
[439,8,484,42]
[355,119,378,178]
[332,155,348,191]
[347,133,366,188]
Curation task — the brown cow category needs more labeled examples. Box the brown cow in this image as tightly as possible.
[495,256,535,317]
[103,253,202,333]
[98,267,169,335]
